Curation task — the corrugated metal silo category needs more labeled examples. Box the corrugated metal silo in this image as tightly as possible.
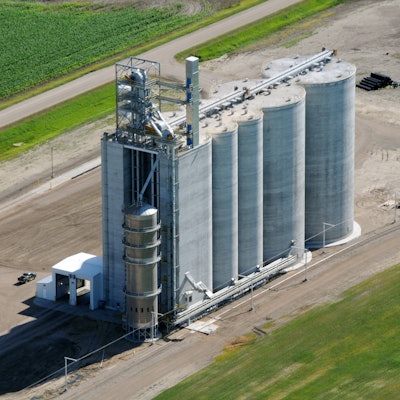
[262,85,306,262]
[206,78,264,276]
[102,137,132,311]
[210,122,238,290]
[158,137,213,313]
[299,60,356,246]
[176,138,213,307]
[236,112,263,274]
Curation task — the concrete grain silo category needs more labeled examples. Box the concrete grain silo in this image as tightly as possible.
[261,85,306,261]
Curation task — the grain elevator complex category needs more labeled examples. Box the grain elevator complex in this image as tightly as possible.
[37,49,359,341]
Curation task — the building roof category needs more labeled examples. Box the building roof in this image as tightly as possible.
[52,252,102,279]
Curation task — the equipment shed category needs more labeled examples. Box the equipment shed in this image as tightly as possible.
[36,252,103,310]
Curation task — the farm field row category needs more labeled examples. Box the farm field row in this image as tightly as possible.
[0,1,205,99]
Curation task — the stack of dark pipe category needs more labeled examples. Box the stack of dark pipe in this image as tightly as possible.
[356,72,393,91]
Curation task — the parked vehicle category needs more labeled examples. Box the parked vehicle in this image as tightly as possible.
[18,272,37,283]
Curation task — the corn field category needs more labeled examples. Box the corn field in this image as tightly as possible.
[0,1,205,99]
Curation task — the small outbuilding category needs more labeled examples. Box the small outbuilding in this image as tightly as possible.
[36,252,103,310]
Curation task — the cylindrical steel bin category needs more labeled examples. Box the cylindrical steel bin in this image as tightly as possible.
[123,203,161,340]
[262,85,306,262]
[210,122,238,290]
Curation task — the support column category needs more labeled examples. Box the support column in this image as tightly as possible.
[69,275,77,306]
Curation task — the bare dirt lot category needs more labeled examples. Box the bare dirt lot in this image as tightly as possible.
[0,0,399,398]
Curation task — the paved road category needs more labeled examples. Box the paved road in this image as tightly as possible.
[0,0,302,129]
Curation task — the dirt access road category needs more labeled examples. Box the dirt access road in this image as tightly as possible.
[0,0,400,398]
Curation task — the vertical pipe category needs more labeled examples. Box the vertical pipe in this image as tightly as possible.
[136,151,140,204]
[186,56,199,147]
[101,134,109,302]
[172,148,179,311]
[150,155,155,206]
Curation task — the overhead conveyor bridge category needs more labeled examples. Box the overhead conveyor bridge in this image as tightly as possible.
[169,49,334,128]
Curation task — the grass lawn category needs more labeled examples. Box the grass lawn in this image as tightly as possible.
[0,84,114,162]
[155,263,400,399]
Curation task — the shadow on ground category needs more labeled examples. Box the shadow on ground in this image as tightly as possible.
[0,296,137,395]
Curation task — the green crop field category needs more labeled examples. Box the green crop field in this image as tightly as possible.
[0,1,206,100]
[156,263,400,399]
[0,0,354,162]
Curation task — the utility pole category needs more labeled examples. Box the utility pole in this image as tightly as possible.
[51,146,54,179]
[238,274,254,311]
[64,356,77,391]
[322,222,335,251]
[303,249,309,282]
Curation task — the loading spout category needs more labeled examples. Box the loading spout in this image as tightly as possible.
[146,118,163,138]
[146,107,175,140]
